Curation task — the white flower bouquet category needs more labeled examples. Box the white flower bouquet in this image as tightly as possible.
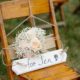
[11,27,46,58]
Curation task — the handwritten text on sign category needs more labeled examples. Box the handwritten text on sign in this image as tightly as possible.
[12,49,67,75]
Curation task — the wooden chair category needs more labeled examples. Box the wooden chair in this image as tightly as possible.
[0,0,80,80]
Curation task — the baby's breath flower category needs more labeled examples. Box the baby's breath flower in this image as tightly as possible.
[11,27,46,58]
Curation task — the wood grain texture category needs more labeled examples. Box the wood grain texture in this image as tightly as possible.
[0,8,14,80]
[20,63,79,80]
[0,0,68,20]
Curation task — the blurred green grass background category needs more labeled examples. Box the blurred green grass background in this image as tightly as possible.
[0,0,80,80]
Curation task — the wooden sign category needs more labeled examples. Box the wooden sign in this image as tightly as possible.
[12,49,67,75]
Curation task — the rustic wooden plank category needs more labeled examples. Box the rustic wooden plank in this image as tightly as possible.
[0,0,67,20]
[28,65,69,79]
[20,63,79,80]
[21,63,66,79]
[42,73,78,80]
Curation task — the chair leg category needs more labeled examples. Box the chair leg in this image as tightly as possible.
[60,6,65,21]
[59,5,66,27]
[7,67,15,80]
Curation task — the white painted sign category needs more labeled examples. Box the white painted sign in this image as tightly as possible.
[12,49,67,75]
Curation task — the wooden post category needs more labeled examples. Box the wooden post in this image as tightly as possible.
[49,0,62,49]
[0,6,14,80]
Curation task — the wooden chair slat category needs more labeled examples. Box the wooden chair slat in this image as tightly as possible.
[40,73,78,80]
[38,21,65,29]
[20,63,79,80]
[44,35,55,50]
[21,63,66,79]
[1,0,67,20]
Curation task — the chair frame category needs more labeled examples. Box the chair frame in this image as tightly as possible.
[0,0,78,80]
